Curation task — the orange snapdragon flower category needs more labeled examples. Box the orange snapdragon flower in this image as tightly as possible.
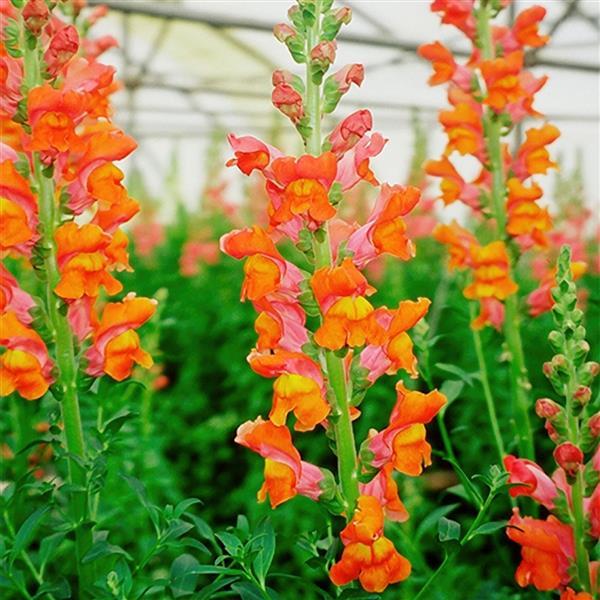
[89,163,140,233]
[418,41,457,85]
[368,383,446,476]
[433,221,478,269]
[0,312,52,400]
[329,495,411,592]
[311,258,374,309]
[439,102,483,156]
[507,509,575,591]
[514,124,560,178]
[267,152,337,226]
[425,156,480,207]
[506,177,552,245]
[248,350,329,431]
[463,241,518,301]
[54,222,129,299]
[235,417,324,507]
[481,51,525,112]
[513,6,549,48]
[0,160,38,252]
[86,294,156,381]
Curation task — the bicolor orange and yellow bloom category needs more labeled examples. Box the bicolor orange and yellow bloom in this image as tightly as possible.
[222,1,446,593]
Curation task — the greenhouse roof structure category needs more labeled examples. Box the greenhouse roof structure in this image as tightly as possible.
[88,0,600,215]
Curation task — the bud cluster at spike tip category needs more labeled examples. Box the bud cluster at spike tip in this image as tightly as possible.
[221,0,446,593]
[420,0,563,330]
[0,1,156,402]
[503,247,599,598]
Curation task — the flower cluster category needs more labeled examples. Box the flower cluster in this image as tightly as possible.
[504,248,598,598]
[420,0,559,329]
[222,0,446,593]
[1,0,155,403]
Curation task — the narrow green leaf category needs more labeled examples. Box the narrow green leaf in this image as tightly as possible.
[10,506,49,566]
[438,517,461,543]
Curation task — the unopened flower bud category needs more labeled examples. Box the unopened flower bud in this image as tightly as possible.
[578,361,600,386]
[273,23,296,43]
[573,385,591,405]
[545,421,559,443]
[311,40,337,68]
[334,7,352,25]
[553,442,584,478]
[535,398,561,420]
[547,330,563,353]
[23,0,50,36]
[588,413,600,437]
[272,69,294,86]
[272,83,304,123]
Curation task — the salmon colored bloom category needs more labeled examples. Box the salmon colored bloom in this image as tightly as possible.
[430,0,476,37]
[368,383,446,475]
[272,82,304,123]
[418,41,471,89]
[0,264,35,324]
[0,312,53,400]
[513,124,560,179]
[328,109,373,155]
[226,134,283,176]
[86,294,156,381]
[0,160,38,252]
[44,25,79,76]
[54,222,129,299]
[235,417,324,507]
[253,295,308,352]
[220,226,302,302]
[360,463,408,522]
[481,51,525,112]
[248,350,329,431]
[507,509,575,591]
[335,132,387,191]
[346,185,420,267]
[504,455,558,509]
[425,156,480,208]
[329,495,411,592]
[360,298,431,382]
[561,590,593,600]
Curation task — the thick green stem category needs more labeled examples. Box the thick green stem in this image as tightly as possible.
[468,303,506,465]
[305,1,359,517]
[22,23,93,595]
[476,3,535,461]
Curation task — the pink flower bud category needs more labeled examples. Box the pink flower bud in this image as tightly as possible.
[544,421,559,443]
[542,361,553,377]
[272,83,304,123]
[535,398,561,420]
[272,69,293,86]
[23,0,50,36]
[328,109,373,154]
[334,7,352,25]
[44,25,79,76]
[589,413,600,437]
[87,5,109,26]
[573,385,591,405]
[311,41,337,68]
[553,442,584,477]
[273,23,296,43]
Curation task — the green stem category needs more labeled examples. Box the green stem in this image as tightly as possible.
[414,488,495,600]
[564,354,591,591]
[468,303,506,464]
[305,0,359,517]
[22,21,93,596]
[476,3,535,461]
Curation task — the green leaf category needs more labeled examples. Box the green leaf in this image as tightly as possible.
[102,408,138,435]
[189,565,244,576]
[82,540,132,564]
[438,517,461,543]
[170,553,200,598]
[435,363,478,386]
[10,506,49,566]
[33,577,71,599]
[415,504,460,542]
[443,457,484,508]
[173,498,202,519]
[439,380,464,408]
[196,576,239,600]
[252,520,275,587]
[39,532,66,571]
[468,520,508,539]
[189,515,215,545]
[231,581,265,600]
[216,531,243,557]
